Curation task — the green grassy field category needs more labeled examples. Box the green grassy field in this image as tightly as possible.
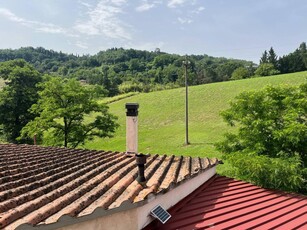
[85,72,307,173]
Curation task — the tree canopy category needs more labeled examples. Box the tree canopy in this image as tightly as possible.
[0,47,253,95]
[20,77,118,148]
[0,59,42,143]
[216,83,307,193]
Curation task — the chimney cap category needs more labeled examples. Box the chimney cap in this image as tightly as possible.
[125,103,139,116]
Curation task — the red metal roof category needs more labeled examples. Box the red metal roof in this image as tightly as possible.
[145,175,307,230]
[0,144,219,229]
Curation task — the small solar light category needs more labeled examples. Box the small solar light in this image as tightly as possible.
[150,205,171,224]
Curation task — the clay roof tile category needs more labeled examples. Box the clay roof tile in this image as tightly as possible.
[0,144,220,229]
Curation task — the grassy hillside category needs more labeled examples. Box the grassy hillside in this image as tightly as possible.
[85,72,307,162]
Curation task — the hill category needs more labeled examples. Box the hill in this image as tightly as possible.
[85,71,307,162]
[0,47,253,96]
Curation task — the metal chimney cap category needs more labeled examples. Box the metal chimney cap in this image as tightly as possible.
[125,103,139,116]
[136,153,147,165]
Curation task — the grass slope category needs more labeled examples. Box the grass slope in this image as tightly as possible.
[85,72,307,164]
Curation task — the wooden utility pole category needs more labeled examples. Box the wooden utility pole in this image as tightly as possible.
[182,55,190,145]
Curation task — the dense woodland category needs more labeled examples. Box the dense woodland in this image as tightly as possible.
[0,47,252,96]
[0,43,306,96]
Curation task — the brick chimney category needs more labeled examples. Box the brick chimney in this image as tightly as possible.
[125,103,139,156]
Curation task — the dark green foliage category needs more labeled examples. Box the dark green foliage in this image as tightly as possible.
[278,51,306,73]
[260,50,268,64]
[259,43,307,75]
[0,47,252,95]
[257,47,279,76]
[225,152,305,192]
[278,43,307,74]
[216,83,307,193]
[0,59,42,143]
[268,47,278,69]
[20,77,118,148]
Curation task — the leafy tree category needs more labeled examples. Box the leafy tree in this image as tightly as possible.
[20,77,119,148]
[255,63,280,76]
[215,62,242,81]
[231,67,249,80]
[0,59,42,143]
[216,83,307,193]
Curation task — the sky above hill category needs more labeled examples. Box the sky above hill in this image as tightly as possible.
[0,0,306,63]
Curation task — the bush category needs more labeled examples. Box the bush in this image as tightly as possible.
[231,67,249,80]
[254,63,280,76]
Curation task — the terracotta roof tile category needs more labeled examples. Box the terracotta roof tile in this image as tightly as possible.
[0,144,219,229]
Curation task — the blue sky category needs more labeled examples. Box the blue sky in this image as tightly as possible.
[0,0,306,63]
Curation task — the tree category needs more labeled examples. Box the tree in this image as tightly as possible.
[278,51,305,74]
[268,47,278,69]
[0,59,42,143]
[260,50,268,64]
[230,67,250,80]
[216,83,307,193]
[298,42,307,69]
[255,63,279,76]
[20,77,119,148]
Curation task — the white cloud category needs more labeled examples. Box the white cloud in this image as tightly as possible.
[192,6,205,14]
[79,1,93,9]
[75,41,89,49]
[0,7,76,37]
[135,0,162,12]
[177,17,193,24]
[111,0,127,6]
[136,2,155,12]
[74,0,131,40]
[36,26,66,34]
[167,0,188,8]
[0,8,25,23]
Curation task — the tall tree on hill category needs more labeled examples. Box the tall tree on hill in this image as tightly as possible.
[268,47,278,69]
[260,50,268,64]
[0,59,42,143]
[298,42,307,68]
[20,77,118,148]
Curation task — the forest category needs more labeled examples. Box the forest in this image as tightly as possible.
[0,43,306,97]
[0,47,247,96]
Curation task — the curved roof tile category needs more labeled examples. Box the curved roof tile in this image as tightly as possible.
[0,144,219,229]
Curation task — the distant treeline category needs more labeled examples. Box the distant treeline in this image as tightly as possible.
[257,42,307,77]
[0,43,306,96]
[0,47,252,96]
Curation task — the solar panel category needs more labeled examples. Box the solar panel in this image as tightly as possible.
[150,205,171,224]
